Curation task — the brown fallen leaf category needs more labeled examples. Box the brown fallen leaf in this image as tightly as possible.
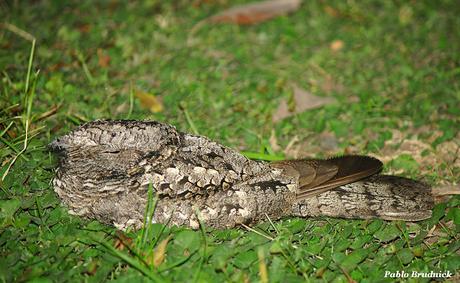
[424,223,450,246]
[309,63,346,94]
[269,129,282,152]
[134,89,163,113]
[114,230,133,251]
[432,184,460,196]
[6,130,17,139]
[97,48,111,68]
[114,102,129,116]
[85,259,99,276]
[432,183,460,203]
[1,157,12,167]
[282,131,341,159]
[369,124,460,181]
[283,135,300,158]
[447,272,460,282]
[318,131,339,152]
[436,140,460,167]
[47,62,69,72]
[272,84,336,122]
[330,39,344,52]
[146,235,172,267]
[77,23,91,33]
[208,0,302,25]
[323,5,340,18]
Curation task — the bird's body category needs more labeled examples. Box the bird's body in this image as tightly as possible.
[50,120,433,230]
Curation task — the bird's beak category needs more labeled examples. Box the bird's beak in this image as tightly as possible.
[48,137,70,155]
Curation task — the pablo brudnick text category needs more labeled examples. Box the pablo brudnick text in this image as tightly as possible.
[384,270,452,279]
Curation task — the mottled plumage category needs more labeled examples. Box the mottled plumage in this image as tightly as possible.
[49,120,433,230]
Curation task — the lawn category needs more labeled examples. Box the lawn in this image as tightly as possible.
[1,1,459,282]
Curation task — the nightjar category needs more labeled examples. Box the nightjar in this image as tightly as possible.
[49,120,434,230]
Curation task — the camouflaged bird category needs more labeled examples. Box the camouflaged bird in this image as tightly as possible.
[49,120,434,230]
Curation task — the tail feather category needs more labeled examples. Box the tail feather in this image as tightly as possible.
[291,175,434,221]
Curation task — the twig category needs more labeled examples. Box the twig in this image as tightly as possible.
[0,22,36,42]
[0,121,14,139]
[265,213,279,235]
[241,223,274,241]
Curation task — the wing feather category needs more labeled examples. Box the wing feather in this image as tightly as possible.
[273,155,383,201]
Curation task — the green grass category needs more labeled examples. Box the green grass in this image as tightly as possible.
[1,0,459,282]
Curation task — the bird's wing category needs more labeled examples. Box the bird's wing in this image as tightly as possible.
[273,155,383,201]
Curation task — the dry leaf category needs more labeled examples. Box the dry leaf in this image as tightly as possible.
[272,84,336,122]
[309,63,345,94]
[114,230,133,251]
[319,131,339,152]
[86,260,98,276]
[399,139,431,156]
[97,48,111,68]
[2,157,12,167]
[447,273,460,282]
[376,130,432,164]
[371,124,460,180]
[47,62,68,72]
[437,140,460,167]
[147,235,172,267]
[376,138,434,175]
[323,6,340,17]
[208,0,302,25]
[433,183,460,204]
[321,75,345,94]
[269,129,281,152]
[330,40,344,52]
[283,135,301,158]
[282,131,341,159]
[134,89,163,113]
[77,23,91,33]
[425,221,455,247]
[432,184,460,196]
[6,130,17,138]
